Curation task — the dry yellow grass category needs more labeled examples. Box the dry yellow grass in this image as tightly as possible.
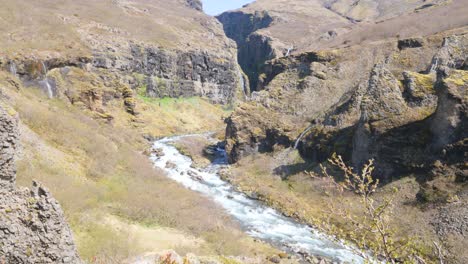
[0,76,276,262]
[134,96,230,138]
[172,135,218,168]
[0,0,230,57]
[225,150,442,262]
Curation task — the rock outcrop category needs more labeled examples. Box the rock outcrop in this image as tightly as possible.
[218,0,468,93]
[0,106,81,263]
[137,47,237,102]
[224,24,468,182]
[430,68,467,181]
[0,0,241,110]
[184,0,203,12]
[217,11,275,91]
[225,103,295,163]
[0,105,17,189]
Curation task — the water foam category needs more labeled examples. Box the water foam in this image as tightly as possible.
[151,135,366,263]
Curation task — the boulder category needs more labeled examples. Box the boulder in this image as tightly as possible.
[185,0,203,11]
[398,38,424,50]
[0,106,82,263]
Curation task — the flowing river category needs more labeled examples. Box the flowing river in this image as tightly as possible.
[150,135,365,263]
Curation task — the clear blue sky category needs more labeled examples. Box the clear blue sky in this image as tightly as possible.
[202,0,255,16]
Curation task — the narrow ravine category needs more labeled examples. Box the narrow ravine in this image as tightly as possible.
[150,135,366,263]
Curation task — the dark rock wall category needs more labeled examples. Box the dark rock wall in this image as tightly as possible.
[0,106,18,189]
[125,45,238,103]
[225,31,468,183]
[0,107,82,264]
[3,43,240,105]
[217,11,275,92]
[1,45,239,106]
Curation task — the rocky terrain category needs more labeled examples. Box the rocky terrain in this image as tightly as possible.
[0,0,281,263]
[218,0,467,262]
[218,0,468,92]
[0,0,242,111]
[220,0,467,182]
[0,0,467,263]
[0,106,81,263]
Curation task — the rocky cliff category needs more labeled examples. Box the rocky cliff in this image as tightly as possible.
[219,2,467,262]
[218,0,468,92]
[220,0,468,180]
[0,106,81,263]
[0,0,241,109]
[225,29,467,182]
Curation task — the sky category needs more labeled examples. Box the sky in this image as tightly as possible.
[202,0,255,16]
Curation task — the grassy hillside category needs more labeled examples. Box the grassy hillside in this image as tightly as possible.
[222,0,468,53]
[0,72,278,262]
[0,0,231,57]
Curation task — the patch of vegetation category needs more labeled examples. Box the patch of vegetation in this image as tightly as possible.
[134,95,228,137]
[445,70,468,86]
[172,135,215,168]
[229,150,444,263]
[3,83,274,262]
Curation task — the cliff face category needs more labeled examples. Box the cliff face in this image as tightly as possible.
[220,0,468,183]
[0,106,81,263]
[225,30,467,181]
[217,11,275,92]
[0,0,240,105]
[218,0,468,92]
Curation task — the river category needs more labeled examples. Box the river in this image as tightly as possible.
[150,135,366,263]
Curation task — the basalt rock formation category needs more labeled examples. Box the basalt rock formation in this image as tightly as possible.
[0,106,81,263]
[218,0,467,92]
[217,10,275,92]
[225,31,467,181]
[218,0,467,176]
[220,3,467,261]
[220,0,468,183]
[0,0,241,117]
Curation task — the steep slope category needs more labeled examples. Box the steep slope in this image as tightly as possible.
[0,1,287,262]
[219,1,467,262]
[0,0,241,104]
[218,0,468,91]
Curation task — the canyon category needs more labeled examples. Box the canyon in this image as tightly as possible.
[0,0,467,263]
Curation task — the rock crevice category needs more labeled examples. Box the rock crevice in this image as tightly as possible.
[217,10,276,92]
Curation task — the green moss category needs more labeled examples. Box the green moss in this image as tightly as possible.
[406,72,435,96]
[137,96,201,108]
[445,70,468,86]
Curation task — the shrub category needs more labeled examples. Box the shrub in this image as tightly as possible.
[313,154,428,263]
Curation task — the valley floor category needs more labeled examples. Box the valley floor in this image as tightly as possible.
[174,135,468,264]
[0,75,285,263]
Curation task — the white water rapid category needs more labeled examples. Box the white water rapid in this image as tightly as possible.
[150,135,367,263]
